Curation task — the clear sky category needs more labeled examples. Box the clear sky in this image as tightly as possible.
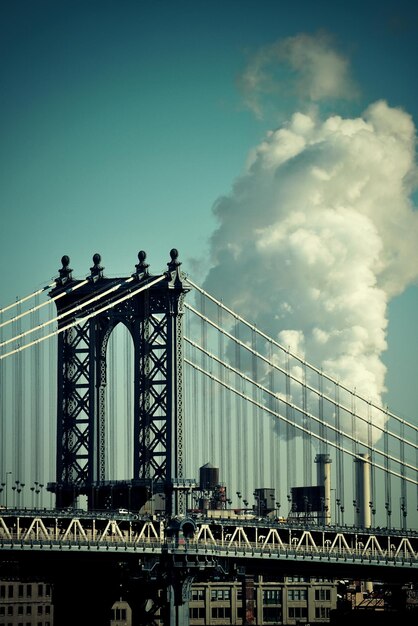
[1,0,418,422]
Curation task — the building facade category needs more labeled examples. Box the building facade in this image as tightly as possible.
[0,580,53,626]
[188,575,337,625]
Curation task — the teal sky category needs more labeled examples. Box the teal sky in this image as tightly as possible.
[1,0,418,421]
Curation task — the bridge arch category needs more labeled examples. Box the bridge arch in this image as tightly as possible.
[47,250,189,516]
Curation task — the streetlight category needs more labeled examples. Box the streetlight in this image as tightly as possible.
[385,501,392,529]
[12,480,25,509]
[400,497,407,530]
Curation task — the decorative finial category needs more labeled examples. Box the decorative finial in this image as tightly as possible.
[134,250,149,277]
[90,253,104,280]
[167,248,181,273]
[58,255,72,283]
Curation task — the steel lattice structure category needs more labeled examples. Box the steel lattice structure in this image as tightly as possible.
[48,250,189,515]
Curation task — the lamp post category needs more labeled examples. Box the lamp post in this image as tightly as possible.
[400,497,407,530]
[236,491,242,510]
[12,480,25,509]
[385,501,392,529]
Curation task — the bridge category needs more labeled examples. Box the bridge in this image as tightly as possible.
[0,249,417,625]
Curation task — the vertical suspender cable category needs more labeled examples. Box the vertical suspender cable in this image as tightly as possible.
[302,362,310,487]
[335,383,344,525]
[240,325,249,500]
[208,309,215,465]
[351,390,357,522]
[48,324,55,508]
[416,428,418,526]
[368,402,375,526]
[235,320,242,499]
[111,328,117,478]
[125,328,133,478]
[285,349,294,507]
[384,410,391,528]
[400,420,407,530]
[225,312,232,499]
[13,302,25,498]
[0,320,5,479]
[318,371,324,456]
[268,339,275,492]
[200,292,208,463]
[251,326,260,489]
[192,341,199,491]
[31,296,43,491]
[218,302,226,488]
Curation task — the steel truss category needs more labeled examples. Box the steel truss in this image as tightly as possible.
[0,513,417,572]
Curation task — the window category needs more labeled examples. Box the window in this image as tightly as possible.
[37,606,43,615]
[315,588,331,601]
[26,585,32,598]
[315,606,330,618]
[191,588,204,601]
[18,585,24,598]
[0,585,5,598]
[288,606,307,619]
[189,607,205,619]
[211,607,231,619]
[38,584,43,597]
[263,589,282,604]
[288,589,307,601]
[7,586,13,599]
[18,607,24,615]
[26,607,32,615]
[7,607,13,616]
[211,588,230,601]
[263,606,282,622]
[287,576,308,582]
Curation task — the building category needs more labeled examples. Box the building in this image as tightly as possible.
[110,599,132,626]
[188,575,337,625]
[0,580,53,626]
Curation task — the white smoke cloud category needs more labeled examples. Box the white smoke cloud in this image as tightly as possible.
[238,32,359,118]
[203,99,418,420]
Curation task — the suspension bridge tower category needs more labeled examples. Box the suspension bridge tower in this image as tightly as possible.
[47,249,190,517]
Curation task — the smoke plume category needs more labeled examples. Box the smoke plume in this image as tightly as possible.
[203,36,418,418]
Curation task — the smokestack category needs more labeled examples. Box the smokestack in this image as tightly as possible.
[354,453,371,528]
[315,453,332,525]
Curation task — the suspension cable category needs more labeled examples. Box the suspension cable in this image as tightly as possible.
[184,336,417,475]
[0,277,133,348]
[0,275,166,360]
[0,280,57,315]
[185,302,418,451]
[184,357,418,487]
[187,279,418,434]
[0,279,89,329]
